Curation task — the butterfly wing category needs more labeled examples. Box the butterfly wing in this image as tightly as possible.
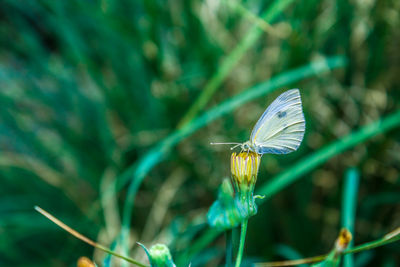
[250,89,305,154]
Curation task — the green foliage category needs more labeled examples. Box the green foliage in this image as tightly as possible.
[0,0,399,266]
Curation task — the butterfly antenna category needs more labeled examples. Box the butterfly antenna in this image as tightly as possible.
[210,142,241,146]
[230,144,242,150]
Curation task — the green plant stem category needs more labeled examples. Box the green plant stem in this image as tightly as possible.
[342,168,359,267]
[226,230,233,267]
[345,231,400,254]
[235,220,248,267]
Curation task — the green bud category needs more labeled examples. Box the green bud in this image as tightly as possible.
[138,243,176,267]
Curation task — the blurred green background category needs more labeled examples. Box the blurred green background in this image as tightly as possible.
[0,0,399,266]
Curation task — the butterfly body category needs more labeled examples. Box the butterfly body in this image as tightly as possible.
[213,89,306,155]
[240,141,261,154]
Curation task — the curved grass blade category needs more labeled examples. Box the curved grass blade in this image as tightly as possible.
[342,168,360,267]
[34,206,148,267]
[257,109,400,201]
[118,56,347,254]
[254,254,327,266]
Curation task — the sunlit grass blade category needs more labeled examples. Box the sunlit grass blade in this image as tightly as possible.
[34,206,148,267]
[177,0,297,127]
[254,254,327,266]
[118,56,347,254]
[342,168,360,267]
[257,109,400,201]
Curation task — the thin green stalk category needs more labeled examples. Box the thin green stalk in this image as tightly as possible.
[345,229,400,254]
[235,220,248,267]
[342,168,360,267]
[226,230,233,267]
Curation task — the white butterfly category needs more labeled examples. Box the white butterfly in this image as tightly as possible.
[212,89,305,155]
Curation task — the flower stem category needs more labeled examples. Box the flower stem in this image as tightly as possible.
[235,220,248,267]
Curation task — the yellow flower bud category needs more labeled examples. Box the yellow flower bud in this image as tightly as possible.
[230,152,261,217]
[230,151,261,192]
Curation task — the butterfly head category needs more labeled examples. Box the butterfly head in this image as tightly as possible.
[240,141,253,152]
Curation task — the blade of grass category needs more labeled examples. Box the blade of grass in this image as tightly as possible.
[257,109,400,201]
[345,227,400,254]
[177,0,297,127]
[254,254,327,266]
[342,168,360,267]
[34,206,148,267]
[119,56,347,254]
